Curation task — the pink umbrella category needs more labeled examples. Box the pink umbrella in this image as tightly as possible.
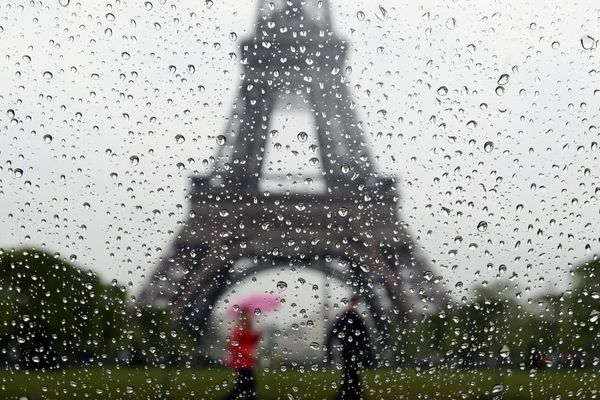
[227,292,280,318]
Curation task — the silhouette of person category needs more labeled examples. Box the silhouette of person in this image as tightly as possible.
[326,294,373,400]
[224,308,262,400]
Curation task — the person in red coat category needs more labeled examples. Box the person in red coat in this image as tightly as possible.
[224,308,262,400]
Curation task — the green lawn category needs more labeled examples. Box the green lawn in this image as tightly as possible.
[0,367,597,399]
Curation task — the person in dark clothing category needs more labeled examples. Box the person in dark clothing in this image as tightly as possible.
[326,295,374,400]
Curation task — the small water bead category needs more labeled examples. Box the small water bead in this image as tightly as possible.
[144,1,153,10]
[216,135,226,145]
[337,207,348,217]
[484,141,494,153]
[229,32,238,41]
[187,64,195,74]
[437,86,448,96]
[121,52,130,60]
[297,131,308,142]
[581,35,595,50]
[129,155,139,166]
[58,0,70,6]
[43,134,53,144]
[492,384,504,394]
[169,65,177,74]
[445,17,456,30]
[495,86,505,96]
[174,134,185,144]
[375,5,388,21]
[590,310,599,323]
[106,13,116,21]
[43,71,53,80]
[356,11,365,21]
[497,74,509,85]
[276,281,288,291]
[477,221,488,232]
[14,168,23,177]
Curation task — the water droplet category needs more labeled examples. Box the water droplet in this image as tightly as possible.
[276,281,288,291]
[14,168,23,178]
[106,13,116,21]
[340,164,350,174]
[70,254,77,262]
[175,134,185,144]
[437,86,448,96]
[58,0,70,6]
[129,155,139,166]
[497,74,509,85]
[43,134,53,144]
[492,384,504,394]
[144,1,153,10]
[169,65,177,74]
[216,135,226,145]
[581,35,595,50]
[484,141,494,153]
[499,345,510,358]
[337,207,348,217]
[356,11,365,21]
[376,5,388,21]
[297,131,308,142]
[43,71,53,80]
[229,32,238,41]
[121,52,130,60]
[445,17,456,30]
[477,221,488,232]
[187,64,195,74]
[590,310,599,323]
[495,86,505,96]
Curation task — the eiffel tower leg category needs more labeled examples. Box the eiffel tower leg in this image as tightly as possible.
[229,84,275,189]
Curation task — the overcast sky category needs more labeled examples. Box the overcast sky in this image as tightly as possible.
[1,0,599,306]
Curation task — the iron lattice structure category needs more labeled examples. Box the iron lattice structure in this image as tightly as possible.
[140,0,444,338]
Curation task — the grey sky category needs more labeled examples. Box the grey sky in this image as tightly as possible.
[1,0,599,307]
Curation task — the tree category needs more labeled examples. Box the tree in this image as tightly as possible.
[0,247,127,368]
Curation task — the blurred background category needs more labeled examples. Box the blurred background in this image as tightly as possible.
[0,0,599,398]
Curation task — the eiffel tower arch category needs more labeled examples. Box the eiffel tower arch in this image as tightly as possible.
[140,0,444,347]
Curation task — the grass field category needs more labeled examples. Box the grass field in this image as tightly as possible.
[0,367,597,399]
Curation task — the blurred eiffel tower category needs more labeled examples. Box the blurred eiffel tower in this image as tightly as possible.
[140,0,445,340]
